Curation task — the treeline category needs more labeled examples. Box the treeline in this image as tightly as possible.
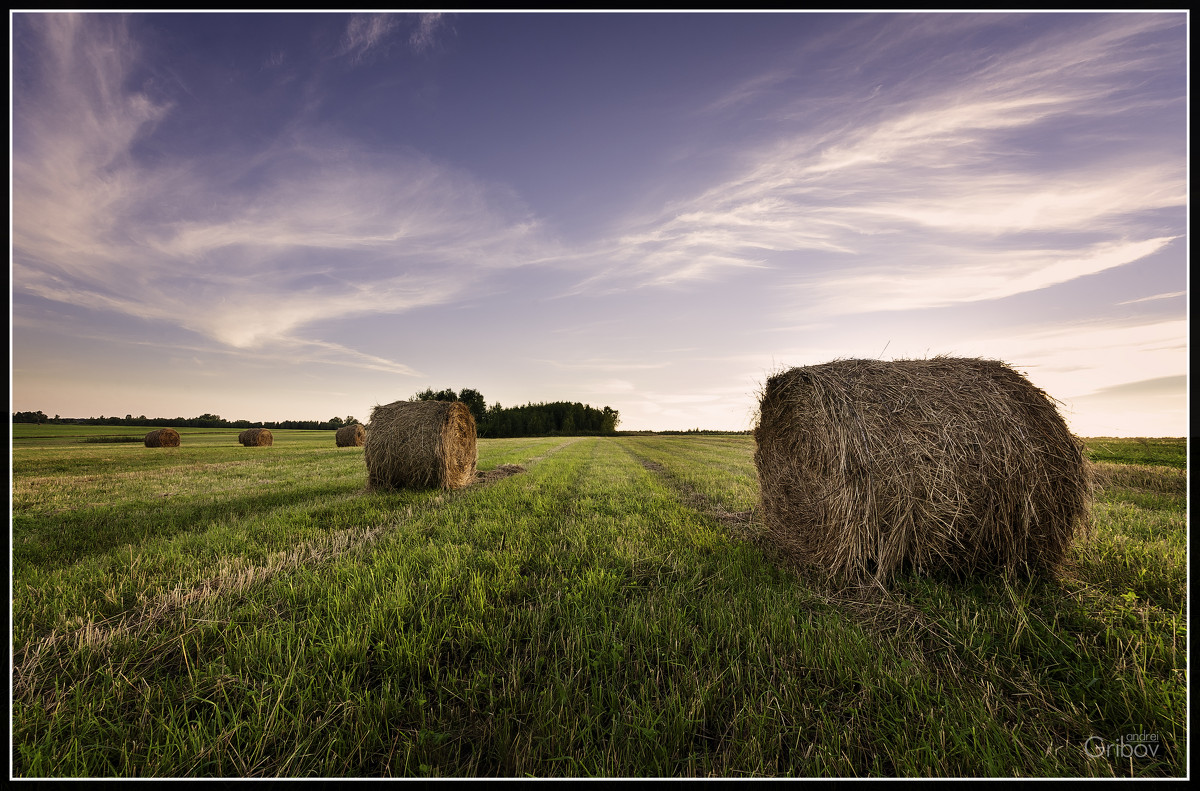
[13,388,621,438]
[12,411,358,431]
[411,387,619,438]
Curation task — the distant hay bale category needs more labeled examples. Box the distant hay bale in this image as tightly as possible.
[335,423,366,447]
[753,357,1091,586]
[143,428,180,448]
[238,428,273,447]
[364,400,477,490]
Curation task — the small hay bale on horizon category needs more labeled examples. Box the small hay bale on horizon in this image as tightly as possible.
[753,357,1091,587]
[238,428,273,447]
[335,423,366,447]
[364,400,477,490]
[144,428,181,448]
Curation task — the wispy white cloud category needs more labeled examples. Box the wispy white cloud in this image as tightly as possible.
[12,13,552,362]
[12,15,171,272]
[805,236,1179,316]
[272,338,423,376]
[1117,291,1186,305]
[409,13,446,53]
[338,14,400,62]
[700,66,796,115]
[581,13,1185,309]
[834,165,1183,235]
[338,13,446,61]
[1069,374,1185,401]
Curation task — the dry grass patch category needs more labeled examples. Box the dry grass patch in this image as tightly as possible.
[1089,462,1187,495]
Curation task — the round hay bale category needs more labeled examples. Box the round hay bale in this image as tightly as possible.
[238,428,273,447]
[144,428,180,448]
[753,357,1090,586]
[364,400,477,490]
[335,423,366,447]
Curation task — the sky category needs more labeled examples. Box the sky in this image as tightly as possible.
[9,11,1189,436]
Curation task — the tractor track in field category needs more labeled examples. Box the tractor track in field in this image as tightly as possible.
[13,438,582,705]
[465,437,580,485]
[615,441,758,541]
[614,440,964,668]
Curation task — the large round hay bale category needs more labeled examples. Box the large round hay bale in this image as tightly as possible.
[144,428,180,447]
[335,423,366,447]
[238,428,273,447]
[364,400,477,490]
[753,357,1090,586]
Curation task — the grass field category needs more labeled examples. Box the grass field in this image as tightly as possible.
[9,426,1188,777]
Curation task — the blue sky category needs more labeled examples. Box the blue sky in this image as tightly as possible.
[9,11,1188,435]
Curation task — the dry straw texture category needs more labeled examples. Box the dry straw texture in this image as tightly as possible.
[335,423,366,447]
[238,428,273,447]
[364,400,477,490]
[143,428,180,448]
[754,357,1090,587]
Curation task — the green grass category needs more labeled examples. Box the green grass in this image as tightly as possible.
[10,428,1187,777]
[1082,437,1187,469]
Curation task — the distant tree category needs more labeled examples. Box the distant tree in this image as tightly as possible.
[477,401,619,438]
[413,387,458,403]
[12,410,48,424]
[411,387,489,425]
[457,388,487,427]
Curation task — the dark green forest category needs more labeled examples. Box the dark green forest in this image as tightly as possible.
[410,387,619,438]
